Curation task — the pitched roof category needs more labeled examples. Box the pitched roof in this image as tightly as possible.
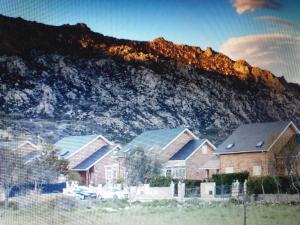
[55,134,99,159]
[0,139,40,164]
[0,140,27,150]
[296,134,300,144]
[72,145,116,171]
[217,121,298,154]
[169,139,207,160]
[122,127,189,154]
[0,140,38,151]
[199,155,220,169]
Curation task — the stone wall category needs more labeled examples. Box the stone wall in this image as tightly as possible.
[254,194,300,203]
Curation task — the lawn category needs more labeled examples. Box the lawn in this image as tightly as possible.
[1,195,300,225]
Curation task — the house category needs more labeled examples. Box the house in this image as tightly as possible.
[0,139,40,164]
[119,128,218,180]
[216,121,300,176]
[54,134,121,186]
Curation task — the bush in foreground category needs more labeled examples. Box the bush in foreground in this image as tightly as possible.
[212,171,249,185]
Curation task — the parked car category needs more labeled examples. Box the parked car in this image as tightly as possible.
[73,186,98,200]
[98,189,128,200]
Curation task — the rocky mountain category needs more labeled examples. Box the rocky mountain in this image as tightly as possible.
[0,14,299,144]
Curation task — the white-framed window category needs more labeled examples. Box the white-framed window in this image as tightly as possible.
[105,165,118,183]
[253,165,262,176]
[165,169,172,177]
[164,167,186,179]
[202,144,208,154]
[225,167,234,174]
[171,167,186,179]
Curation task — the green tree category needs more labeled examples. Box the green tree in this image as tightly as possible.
[26,144,69,191]
[124,147,163,186]
[0,148,27,208]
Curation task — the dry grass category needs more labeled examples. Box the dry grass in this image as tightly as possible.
[1,195,300,225]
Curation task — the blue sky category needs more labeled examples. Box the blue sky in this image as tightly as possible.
[0,0,299,83]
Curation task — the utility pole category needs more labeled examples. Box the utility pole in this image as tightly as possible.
[243,199,247,225]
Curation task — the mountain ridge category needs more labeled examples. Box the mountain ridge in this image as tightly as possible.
[0,14,290,91]
[0,14,299,144]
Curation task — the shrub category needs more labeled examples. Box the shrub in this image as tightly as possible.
[247,176,277,194]
[149,176,172,187]
[212,171,249,186]
[184,179,202,187]
[247,176,300,194]
[0,201,18,210]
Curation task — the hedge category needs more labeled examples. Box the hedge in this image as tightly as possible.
[212,171,249,186]
[183,179,202,188]
[247,176,300,194]
[149,176,172,187]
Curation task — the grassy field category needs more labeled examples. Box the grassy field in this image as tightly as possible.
[1,195,300,225]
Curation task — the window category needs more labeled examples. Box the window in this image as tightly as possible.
[256,141,264,148]
[105,166,118,183]
[165,167,186,179]
[225,167,234,173]
[202,144,208,154]
[166,169,172,177]
[253,165,262,176]
[60,150,69,157]
[206,169,209,179]
[226,143,234,149]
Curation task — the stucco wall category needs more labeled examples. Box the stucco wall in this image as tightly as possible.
[128,184,174,200]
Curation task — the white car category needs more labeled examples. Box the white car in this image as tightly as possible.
[98,189,129,200]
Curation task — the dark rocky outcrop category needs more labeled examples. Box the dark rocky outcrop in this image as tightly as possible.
[0,14,299,144]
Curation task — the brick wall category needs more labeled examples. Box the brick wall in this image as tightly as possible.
[269,126,296,155]
[186,144,216,180]
[219,151,268,175]
[17,142,39,156]
[68,137,108,169]
[219,124,298,176]
[162,131,194,160]
[268,126,298,176]
[90,151,123,185]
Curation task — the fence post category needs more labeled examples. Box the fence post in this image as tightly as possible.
[231,180,240,199]
[170,181,175,197]
[178,181,185,200]
[243,179,247,195]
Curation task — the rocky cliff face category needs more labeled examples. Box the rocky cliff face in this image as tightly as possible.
[0,15,299,144]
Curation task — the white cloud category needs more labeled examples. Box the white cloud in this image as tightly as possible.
[231,0,282,14]
[256,16,295,28]
[219,34,300,83]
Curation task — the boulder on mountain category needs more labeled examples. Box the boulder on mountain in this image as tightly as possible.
[251,67,264,78]
[204,47,213,57]
[233,60,250,77]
